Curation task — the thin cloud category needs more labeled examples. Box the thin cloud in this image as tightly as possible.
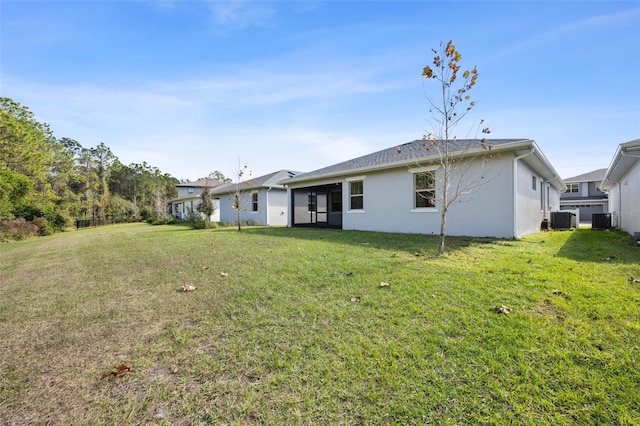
[206,0,277,28]
[488,7,640,61]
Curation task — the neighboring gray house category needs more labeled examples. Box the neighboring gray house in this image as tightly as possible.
[600,139,640,237]
[211,170,300,226]
[170,178,224,221]
[279,139,565,239]
[559,168,608,222]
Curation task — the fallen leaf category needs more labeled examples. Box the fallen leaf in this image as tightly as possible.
[350,296,361,303]
[628,277,640,283]
[493,305,511,314]
[101,364,132,380]
[220,272,229,277]
[379,282,391,288]
[182,284,197,292]
[202,266,209,270]
[602,256,616,261]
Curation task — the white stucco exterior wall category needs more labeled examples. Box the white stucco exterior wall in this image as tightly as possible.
[173,197,220,222]
[218,188,288,226]
[266,189,288,226]
[608,162,640,235]
[338,155,515,238]
[218,190,256,224]
[514,159,545,238]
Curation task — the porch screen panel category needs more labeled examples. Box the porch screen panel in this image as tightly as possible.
[293,189,312,224]
[316,192,327,223]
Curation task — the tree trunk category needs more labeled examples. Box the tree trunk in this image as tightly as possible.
[438,162,449,255]
[439,205,447,255]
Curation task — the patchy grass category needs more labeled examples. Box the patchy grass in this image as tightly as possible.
[0,224,638,425]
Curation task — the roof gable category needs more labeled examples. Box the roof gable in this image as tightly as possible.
[176,178,224,188]
[210,170,301,195]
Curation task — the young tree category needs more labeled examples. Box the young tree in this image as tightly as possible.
[196,185,214,222]
[420,40,493,254]
[229,162,252,231]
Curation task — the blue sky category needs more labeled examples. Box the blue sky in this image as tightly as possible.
[2,1,639,181]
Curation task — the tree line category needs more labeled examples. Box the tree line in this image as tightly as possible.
[1,97,179,238]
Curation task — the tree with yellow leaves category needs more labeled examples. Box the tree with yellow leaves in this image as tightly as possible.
[421,40,493,254]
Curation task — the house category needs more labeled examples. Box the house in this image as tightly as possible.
[599,139,640,237]
[170,178,224,221]
[210,170,300,226]
[559,168,608,223]
[279,139,566,239]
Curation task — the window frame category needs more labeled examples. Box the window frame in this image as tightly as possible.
[251,192,258,213]
[414,171,436,209]
[565,183,579,193]
[345,176,366,212]
[409,166,438,212]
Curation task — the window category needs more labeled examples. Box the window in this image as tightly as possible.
[349,180,364,210]
[308,193,316,212]
[565,183,579,193]
[415,171,436,208]
[532,175,537,191]
[251,192,258,212]
[188,187,195,193]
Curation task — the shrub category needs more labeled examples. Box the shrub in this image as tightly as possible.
[1,217,41,240]
[183,212,222,229]
[146,216,176,226]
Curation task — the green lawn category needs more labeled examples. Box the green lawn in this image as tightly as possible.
[0,223,639,425]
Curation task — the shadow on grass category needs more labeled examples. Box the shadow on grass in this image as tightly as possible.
[230,225,502,257]
[555,228,640,264]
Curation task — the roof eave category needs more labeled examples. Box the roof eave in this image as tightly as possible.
[600,139,640,190]
[526,143,567,191]
[282,139,537,186]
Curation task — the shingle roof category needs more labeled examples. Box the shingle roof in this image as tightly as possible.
[563,168,607,183]
[176,178,224,188]
[280,138,530,184]
[210,170,301,195]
